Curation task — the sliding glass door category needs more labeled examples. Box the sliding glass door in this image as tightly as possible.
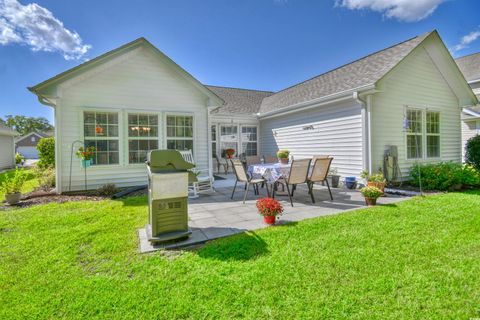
[219,125,238,158]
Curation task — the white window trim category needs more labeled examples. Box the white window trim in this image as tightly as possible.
[80,108,123,168]
[404,106,441,162]
[125,112,161,166]
[240,124,259,157]
[164,112,196,155]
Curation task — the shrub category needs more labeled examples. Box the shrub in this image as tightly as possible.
[409,162,480,191]
[465,135,480,171]
[37,137,55,169]
[276,150,290,159]
[360,186,382,199]
[1,169,27,194]
[15,152,24,165]
[97,183,118,197]
[360,170,385,182]
[36,167,55,191]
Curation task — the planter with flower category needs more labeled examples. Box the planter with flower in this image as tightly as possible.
[277,150,290,164]
[256,197,284,225]
[360,170,386,196]
[360,186,383,206]
[76,146,96,168]
[1,168,27,205]
[225,148,235,159]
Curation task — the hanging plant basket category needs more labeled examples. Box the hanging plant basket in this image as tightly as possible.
[81,159,92,168]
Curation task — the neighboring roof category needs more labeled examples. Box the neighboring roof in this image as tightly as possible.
[0,123,18,136]
[259,31,432,114]
[29,37,223,106]
[15,131,50,143]
[455,52,480,83]
[206,85,274,115]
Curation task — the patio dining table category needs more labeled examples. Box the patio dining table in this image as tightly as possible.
[247,162,292,184]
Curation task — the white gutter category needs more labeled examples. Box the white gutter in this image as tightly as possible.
[258,84,376,119]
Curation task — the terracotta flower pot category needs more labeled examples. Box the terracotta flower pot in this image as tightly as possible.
[279,158,289,164]
[367,181,385,196]
[5,192,22,205]
[365,197,377,206]
[263,215,276,225]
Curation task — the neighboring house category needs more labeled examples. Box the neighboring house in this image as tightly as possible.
[15,131,51,159]
[0,124,18,170]
[29,30,477,192]
[455,53,480,159]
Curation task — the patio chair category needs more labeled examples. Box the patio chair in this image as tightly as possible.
[273,158,311,207]
[230,159,266,204]
[246,155,262,166]
[307,157,333,202]
[214,153,229,174]
[179,150,214,198]
[263,155,277,164]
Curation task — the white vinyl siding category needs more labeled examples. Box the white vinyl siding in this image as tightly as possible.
[461,119,480,161]
[0,135,14,169]
[57,47,210,191]
[371,43,461,179]
[259,100,363,177]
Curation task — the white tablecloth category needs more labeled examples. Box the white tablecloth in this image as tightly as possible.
[247,163,291,183]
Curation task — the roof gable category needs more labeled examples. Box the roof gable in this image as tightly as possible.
[29,38,223,106]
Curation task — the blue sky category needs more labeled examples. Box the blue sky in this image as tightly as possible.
[0,0,479,124]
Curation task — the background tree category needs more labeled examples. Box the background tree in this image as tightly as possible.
[0,115,53,135]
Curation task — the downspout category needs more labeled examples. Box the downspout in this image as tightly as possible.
[354,92,371,173]
[366,95,373,173]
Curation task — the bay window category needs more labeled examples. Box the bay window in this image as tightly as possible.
[166,115,194,151]
[84,111,119,165]
[128,113,159,164]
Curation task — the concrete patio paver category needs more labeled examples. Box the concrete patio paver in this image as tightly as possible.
[138,175,408,252]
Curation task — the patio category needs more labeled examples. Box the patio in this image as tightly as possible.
[139,175,408,252]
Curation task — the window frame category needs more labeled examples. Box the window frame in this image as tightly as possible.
[82,109,122,167]
[126,112,160,165]
[404,106,441,162]
[240,125,259,157]
[164,113,195,154]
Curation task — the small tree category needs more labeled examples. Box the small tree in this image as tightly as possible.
[37,137,55,169]
[465,135,480,171]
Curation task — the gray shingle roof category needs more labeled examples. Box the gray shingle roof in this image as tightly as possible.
[206,85,274,115]
[456,52,480,82]
[259,31,431,114]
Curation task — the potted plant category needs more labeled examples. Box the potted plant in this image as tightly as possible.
[328,167,340,188]
[225,148,235,159]
[277,150,290,164]
[76,146,96,168]
[256,197,284,225]
[345,176,357,189]
[360,186,382,206]
[360,170,386,195]
[1,169,27,205]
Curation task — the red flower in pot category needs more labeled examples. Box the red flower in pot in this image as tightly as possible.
[225,148,235,159]
[256,197,284,225]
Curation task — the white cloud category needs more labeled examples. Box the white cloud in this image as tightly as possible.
[0,0,91,60]
[453,30,480,52]
[335,0,445,22]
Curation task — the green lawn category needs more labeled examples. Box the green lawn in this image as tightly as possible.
[1,192,480,319]
[0,168,39,202]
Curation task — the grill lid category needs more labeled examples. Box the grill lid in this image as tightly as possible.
[147,150,195,172]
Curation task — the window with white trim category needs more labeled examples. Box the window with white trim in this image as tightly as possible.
[426,111,440,158]
[84,111,119,165]
[128,113,159,164]
[211,125,217,157]
[405,108,440,160]
[241,126,258,157]
[166,115,194,151]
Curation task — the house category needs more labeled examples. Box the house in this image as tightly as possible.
[29,30,477,192]
[15,131,52,159]
[0,123,18,170]
[455,52,480,158]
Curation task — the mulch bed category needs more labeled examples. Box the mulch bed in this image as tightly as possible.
[1,189,110,210]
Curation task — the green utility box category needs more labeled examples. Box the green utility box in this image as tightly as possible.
[146,150,197,243]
